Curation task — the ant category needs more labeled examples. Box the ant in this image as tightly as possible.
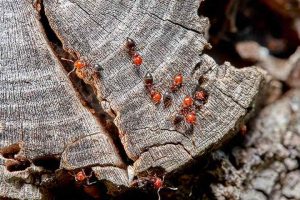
[194,88,209,103]
[180,96,197,125]
[61,51,103,83]
[170,73,183,92]
[163,91,172,108]
[173,114,184,125]
[69,169,102,199]
[69,169,97,186]
[143,71,162,104]
[239,124,247,136]
[125,37,143,67]
[144,71,154,91]
[131,175,177,200]
[151,90,162,104]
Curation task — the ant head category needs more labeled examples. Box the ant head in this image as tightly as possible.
[153,177,163,189]
[75,170,87,182]
[74,59,86,69]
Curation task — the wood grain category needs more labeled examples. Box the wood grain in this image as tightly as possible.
[0,0,267,198]
[44,0,265,176]
[0,0,123,198]
[209,89,300,200]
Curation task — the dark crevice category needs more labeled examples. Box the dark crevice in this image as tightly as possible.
[0,143,21,159]
[1,143,32,172]
[5,158,31,172]
[198,0,300,67]
[37,0,133,167]
[32,156,60,171]
[39,0,62,47]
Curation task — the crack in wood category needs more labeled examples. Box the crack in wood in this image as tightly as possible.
[147,12,203,36]
[36,0,133,168]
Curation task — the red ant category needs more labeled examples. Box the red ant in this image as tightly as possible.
[163,91,172,108]
[69,169,96,186]
[193,87,209,111]
[173,114,184,125]
[239,124,247,136]
[143,71,162,104]
[170,73,183,92]
[69,169,102,199]
[131,175,177,200]
[194,88,209,103]
[172,95,197,125]
[151,90,162,104]
[125,37,143,67]
[61,51,103,82]
[144,71,153,90]
[185,111,197,124]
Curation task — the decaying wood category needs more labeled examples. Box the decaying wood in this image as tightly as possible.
[207,89,300,200]
[0,0,124,199]
[0,0,266,199]
[43,0,265,178]
[236,41,300,83]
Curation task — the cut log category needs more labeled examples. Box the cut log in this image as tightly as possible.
[0,0,124,199]
[43,0,265,176]
[207,90,300,200]
[0,0,266,199]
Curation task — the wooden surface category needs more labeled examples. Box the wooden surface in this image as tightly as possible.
[0,0,124,198]
[208,89,300,200]
[0,0,265,199]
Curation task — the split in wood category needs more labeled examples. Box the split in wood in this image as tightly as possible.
[5,157,30,172]
[61,51,103,82]
[32,156,60,171]
[0,143,21,159]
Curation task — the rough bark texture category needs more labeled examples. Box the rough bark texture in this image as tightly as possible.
[208,89,300,200]
[0,0,124,198]
[0,0,266,199]
[43,0,264,174]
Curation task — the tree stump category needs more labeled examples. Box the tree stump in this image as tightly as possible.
[207,89,300,200]
[0,0,265,199]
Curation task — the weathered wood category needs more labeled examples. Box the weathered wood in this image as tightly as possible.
[236,41,300,84]
[44,0,265,177]
[208,90,300,200]
[0,0,124,198]
[0,0,267,199]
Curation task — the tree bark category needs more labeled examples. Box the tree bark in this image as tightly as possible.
[0,0,265,199]
[208,89,300,200]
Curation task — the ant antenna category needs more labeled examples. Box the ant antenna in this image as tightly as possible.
[157,175,178,200]
[61,58,76,76]
[61,57,74,63]
[67,68,76,76]
[68,171,75,177]
[157,187,162,200]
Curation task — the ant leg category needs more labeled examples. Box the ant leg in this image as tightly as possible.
[86,170,94,178]
[86,171,97,185]
[157,187,162,200]
[67,68,76,76]
[75,51,81,60]
[68,171,77,181]
[61,58,74,63]
[86,179,97,185]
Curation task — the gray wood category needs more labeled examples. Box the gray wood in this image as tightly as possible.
[44,0,265,176]
[209,90,300,200]
[0,0,123,198]
[0,0,266,198]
